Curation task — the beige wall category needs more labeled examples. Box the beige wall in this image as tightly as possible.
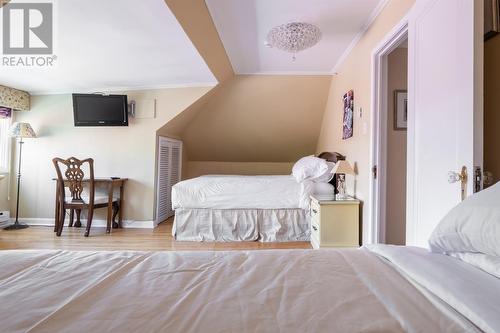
[11,86,211,223]
[187,161,293,179]
[485,35,500,184]
[316,0,414,243]
[183,75,331,164]
[385,47,407,245]
[157,85,219,179]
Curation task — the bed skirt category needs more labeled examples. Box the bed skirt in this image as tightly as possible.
[172,208,310,242]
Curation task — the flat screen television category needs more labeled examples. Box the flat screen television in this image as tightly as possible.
[72,94,128,126]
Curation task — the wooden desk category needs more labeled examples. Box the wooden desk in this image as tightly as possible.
[53,178,128,229]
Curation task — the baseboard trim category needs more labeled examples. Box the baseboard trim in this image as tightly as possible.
[11,218,155,229]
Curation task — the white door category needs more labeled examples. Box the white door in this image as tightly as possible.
[155,137,182,225]
[406,0,483,247]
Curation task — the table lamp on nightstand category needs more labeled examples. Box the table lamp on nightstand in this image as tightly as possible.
[331,160,355,200]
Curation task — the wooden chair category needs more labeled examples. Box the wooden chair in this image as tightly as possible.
[53,157,118,237]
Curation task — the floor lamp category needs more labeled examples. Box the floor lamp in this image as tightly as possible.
[4,122,37,230]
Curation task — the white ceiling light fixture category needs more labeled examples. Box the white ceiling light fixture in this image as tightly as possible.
[266,22,322,61]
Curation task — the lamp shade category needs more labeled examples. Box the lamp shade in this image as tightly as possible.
[331,160,355,175]
[9,122,36,138]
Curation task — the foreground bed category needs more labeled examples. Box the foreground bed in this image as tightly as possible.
[0,245,497,332]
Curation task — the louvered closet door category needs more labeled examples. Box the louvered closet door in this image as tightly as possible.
[156,137,182,224]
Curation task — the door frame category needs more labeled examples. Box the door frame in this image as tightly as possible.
[369,18,409,244]
[154,136,183,226]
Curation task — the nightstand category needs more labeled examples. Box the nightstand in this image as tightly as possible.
[310,195,360,249]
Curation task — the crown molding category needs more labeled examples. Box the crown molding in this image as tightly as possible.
[331,0,390,74]
[236,71,333,76]
[29,82,218,96]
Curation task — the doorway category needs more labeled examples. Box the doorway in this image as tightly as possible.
[484,30,500,187]
[384,40,408,245]
[369,22,408,245]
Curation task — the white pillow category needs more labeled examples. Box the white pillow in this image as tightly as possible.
[429,181,500,257]
[292,156,328,183]
[448,252,500,279]
[312,182,335,196]
[313,162,336,183]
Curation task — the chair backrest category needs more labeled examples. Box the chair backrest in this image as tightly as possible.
[52,157,94,203]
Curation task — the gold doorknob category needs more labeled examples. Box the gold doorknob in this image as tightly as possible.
[448,166,467,201]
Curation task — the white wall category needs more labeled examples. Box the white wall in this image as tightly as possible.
[10,87,211,224]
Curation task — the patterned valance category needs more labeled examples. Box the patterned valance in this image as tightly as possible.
[0,85,30,111]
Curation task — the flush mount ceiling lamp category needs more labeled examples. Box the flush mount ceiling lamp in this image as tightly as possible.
[265,22,322,61]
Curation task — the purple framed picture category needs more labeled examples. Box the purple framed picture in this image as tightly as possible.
[0,106,12,119]
[342,90,354,140]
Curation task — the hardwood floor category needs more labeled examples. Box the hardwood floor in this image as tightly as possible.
[0,218,311,251]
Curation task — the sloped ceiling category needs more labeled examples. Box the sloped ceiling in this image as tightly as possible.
[164,0,234,82]
[162,1,334,163]
[1,0,217,94]
[182,75,332,162]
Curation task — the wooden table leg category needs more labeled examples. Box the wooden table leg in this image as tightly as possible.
[106,183,113,233]
[117,183,124,228]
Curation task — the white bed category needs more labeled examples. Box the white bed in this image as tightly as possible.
[171,152,344,242]
[172,175,312,241]
[0,245,497,332]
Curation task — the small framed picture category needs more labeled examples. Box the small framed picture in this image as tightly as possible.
[342,90,354,140]
[394,90,408,130]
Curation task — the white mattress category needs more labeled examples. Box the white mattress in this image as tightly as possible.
[172,175,311,210]
[0,247,492,332]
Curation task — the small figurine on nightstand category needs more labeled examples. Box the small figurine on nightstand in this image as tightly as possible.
[331,160,355,200]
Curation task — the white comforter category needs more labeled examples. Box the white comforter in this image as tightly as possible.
[172,175,312,210]
[0,246,494,333]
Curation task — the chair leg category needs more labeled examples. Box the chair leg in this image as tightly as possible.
[85,208,94,237]
[54,201,60,232]
[112,202,120,229]
[69,209,74,227]
[75,209,82,227]
[56,206,66,237]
